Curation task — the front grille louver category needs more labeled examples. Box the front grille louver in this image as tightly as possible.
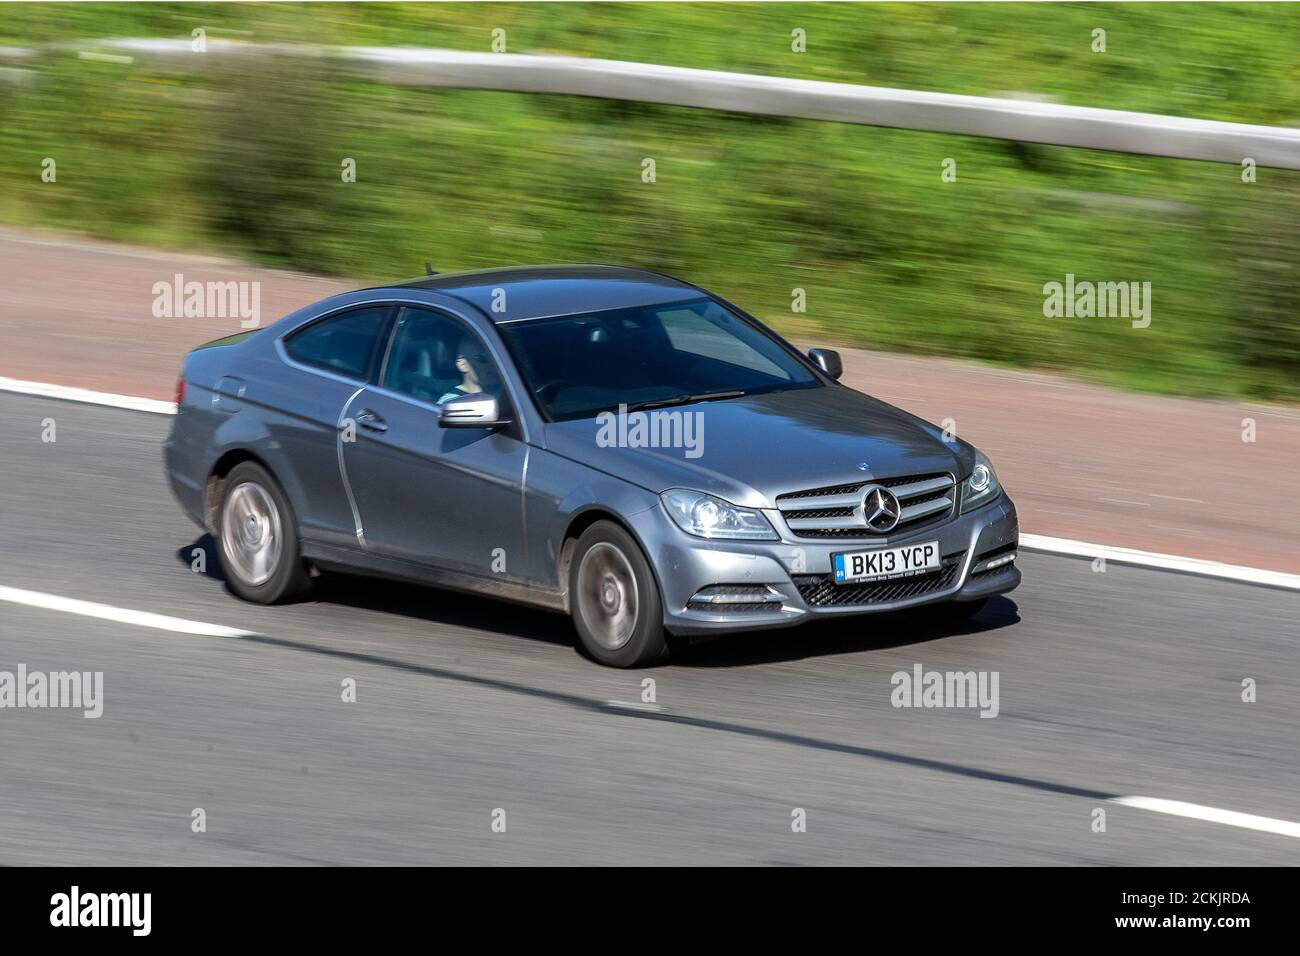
[776,472,957,540]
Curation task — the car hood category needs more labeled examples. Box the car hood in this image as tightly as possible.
[541,385,973,509]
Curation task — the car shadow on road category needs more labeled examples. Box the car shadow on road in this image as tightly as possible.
[313,573,577,648]
[177,535,1017,663]
[177,535,574,647]
[671,597,1021,669]
[176,534,227,583]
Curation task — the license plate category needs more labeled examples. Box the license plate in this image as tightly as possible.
[833,541,940,584]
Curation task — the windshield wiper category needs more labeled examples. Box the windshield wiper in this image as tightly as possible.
[622,389,746,413]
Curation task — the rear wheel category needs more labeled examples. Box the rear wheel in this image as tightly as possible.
[569,521,668,667]
[216,462,312,604]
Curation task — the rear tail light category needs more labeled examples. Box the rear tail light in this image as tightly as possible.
[174,376,187,407]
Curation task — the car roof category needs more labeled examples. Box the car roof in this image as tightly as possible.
[372,264,703,323]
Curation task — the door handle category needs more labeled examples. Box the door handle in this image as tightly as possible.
[355,409,389,433]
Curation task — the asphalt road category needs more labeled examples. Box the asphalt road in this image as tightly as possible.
[1,391,1297,865]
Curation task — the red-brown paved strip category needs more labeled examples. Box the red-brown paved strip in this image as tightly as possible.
[0,229,351,398]
[3,227,1297,573]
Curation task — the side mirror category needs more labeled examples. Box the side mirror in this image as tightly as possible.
[808,348,843,380]
[439,392,510,429]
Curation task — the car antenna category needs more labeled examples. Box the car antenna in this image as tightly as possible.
[425,261,438,276]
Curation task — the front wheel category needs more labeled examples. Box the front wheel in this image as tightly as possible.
[569,521,668,667]
[216,461,312,604]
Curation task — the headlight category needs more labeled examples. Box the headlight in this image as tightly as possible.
[661,489,779,540]
[959,451,1001,514]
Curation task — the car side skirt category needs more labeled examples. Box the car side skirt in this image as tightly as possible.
[303,541,566,613]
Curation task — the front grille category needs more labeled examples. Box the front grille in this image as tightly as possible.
[776,472,957,540]
[794,554,962,608]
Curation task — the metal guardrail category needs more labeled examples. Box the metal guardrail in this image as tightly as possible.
[9,39,1300,169]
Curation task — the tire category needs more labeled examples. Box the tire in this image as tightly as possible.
[216,461,312,604]
[569,521,668,667]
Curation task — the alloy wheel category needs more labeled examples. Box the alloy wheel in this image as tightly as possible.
[576,542,640,650]
[220,481,283,587]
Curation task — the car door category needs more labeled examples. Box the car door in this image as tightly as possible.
[270,302,396,549]
[341,305,531,583]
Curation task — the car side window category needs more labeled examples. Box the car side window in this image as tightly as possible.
[284,305,392,381]
[381,307,504,406]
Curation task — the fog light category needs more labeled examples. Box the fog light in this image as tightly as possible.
[687,585,784,609]
[972,552,1016,574]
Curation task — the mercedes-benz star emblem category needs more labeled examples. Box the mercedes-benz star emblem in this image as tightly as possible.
[859,485,902,533]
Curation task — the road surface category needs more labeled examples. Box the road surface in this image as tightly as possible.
[1,392,1296,864]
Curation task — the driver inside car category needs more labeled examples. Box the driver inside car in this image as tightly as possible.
[437,336,499,405]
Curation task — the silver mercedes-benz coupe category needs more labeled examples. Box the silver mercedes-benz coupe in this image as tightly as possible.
[164,266,1020,666]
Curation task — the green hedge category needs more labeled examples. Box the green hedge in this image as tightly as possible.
[2,3,1298,400]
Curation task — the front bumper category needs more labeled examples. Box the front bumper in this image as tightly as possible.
[631,493,1020,636]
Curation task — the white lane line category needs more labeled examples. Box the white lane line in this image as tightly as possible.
[3,376,1299,590]
[0,585,255,638]
[1110,796,1300,840]
[1019,533,1300,591]
[2,578,1299,844]
[0,377,175,415]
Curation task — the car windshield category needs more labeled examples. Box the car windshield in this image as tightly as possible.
[498,297,822,421]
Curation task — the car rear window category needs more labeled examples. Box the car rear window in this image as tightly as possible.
[284,306,390,381]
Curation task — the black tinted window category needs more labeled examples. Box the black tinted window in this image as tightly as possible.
[285,306,390,380]
[499,298,819,421]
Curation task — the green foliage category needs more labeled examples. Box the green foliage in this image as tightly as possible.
[0,3,1297,400]
[1234,176,1300,400]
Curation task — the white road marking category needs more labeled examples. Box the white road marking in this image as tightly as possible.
[0,376,176,415]
[1149,493,1204,503]
[1110,796,1300,840]
[1019,533,1300,591]
[2,577,1298,843]
[2,376,1298,590]
[0,585,255,638]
